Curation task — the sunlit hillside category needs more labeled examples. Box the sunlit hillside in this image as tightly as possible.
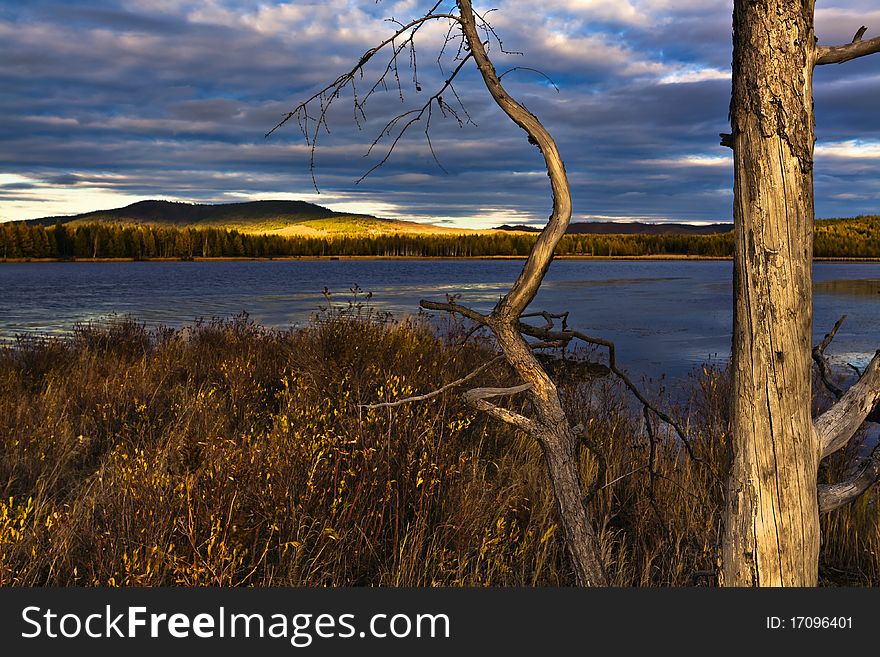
[28,200,500,238]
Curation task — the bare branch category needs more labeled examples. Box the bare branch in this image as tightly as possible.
[473,8,523,56]
[360,355,503,409]
[462,382,536,433]
[419,298,489,325]
[815,350,880,459]
[357,52,474,183]
[818,448,880,513]
[521,310,569,331]
[266,11,462,188]
[817,27,880,65]
[498,67,560,93]
[463,383,533,400]
[816,314,848,354]
[807,317,880,508]
[592,465,648,494]
[516,319,710,469]
[812,315,847,400]
[267,13,460,137]
[848,362,865,378]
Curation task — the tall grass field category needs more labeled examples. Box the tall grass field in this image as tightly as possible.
[1,311,877,585]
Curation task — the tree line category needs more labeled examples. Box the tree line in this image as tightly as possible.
[0,217,878,260]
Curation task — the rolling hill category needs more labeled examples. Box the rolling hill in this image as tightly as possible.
[29,200,471,237]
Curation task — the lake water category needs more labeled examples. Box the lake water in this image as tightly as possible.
[1,259,879,379]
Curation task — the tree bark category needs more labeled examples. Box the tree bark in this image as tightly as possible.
[722,0,820,587]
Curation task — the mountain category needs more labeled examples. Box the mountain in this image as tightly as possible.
[495,221,733,235]
[31,199,345,226]
[29,200,465,237]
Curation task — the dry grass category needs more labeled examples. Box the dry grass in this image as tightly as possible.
[0,312,875,586]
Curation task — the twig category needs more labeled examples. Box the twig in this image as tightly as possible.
[521,310,569,331]
[498,67,560,93]
[359,355,503,409]
[592,465,649,493]
[266,11,463,188]
[357,52,474,183]
[812,315,847,400]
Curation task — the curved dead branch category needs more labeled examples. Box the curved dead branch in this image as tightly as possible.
[817,26,880,65]
[819,448,880,513]
[462,382,536,433]
[815,350,880,459]
[458,3,571,320]
[809,317,880,511]
[453,0,607,586]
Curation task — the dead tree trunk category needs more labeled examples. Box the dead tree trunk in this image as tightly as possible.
[454,0,607,586]
[722,1,880,586]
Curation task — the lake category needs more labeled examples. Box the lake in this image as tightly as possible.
[1,259,879,379]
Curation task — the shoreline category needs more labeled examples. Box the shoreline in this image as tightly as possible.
[2,255,880,264]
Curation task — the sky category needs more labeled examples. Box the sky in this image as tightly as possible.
[1,0,880,228]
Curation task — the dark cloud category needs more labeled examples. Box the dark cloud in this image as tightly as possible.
[43,4,188,34]
[0,0,878,224]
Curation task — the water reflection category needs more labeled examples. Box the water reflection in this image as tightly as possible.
[814,279,880,298]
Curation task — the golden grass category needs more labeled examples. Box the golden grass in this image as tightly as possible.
[0,313,875,586]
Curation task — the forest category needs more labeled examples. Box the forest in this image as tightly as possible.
[0,215,878,260]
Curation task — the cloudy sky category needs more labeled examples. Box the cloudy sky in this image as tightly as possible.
[1,0,879,227]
